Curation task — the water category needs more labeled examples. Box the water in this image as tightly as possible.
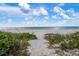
[1,27,79,34]
[1,27,79,56]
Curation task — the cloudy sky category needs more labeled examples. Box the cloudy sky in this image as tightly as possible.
[0,3,79,27]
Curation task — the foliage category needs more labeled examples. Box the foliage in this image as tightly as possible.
[0,31,37,56]
[45,33,65,44]
[45,32,79,50]
[60,32,79,50]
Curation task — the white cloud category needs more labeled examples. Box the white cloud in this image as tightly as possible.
[0,6,21,13]
[39,7,48,16]
[24,16,49,26]
[52,6,72,26]
[1,3,79,27]
[53,6,70,20]
[66,8,79,20]
[32,7,48,16]
[66,8,75,17]
[75,13,79,19]
[66,8,75,14]
[52,5,79,26]
[18,3,49,26]
[32,9,40,16]
[18,3,48,16]
[52,15,61,20]
[60,13,70,20]
[19,3,31,10]
[0,5,26,27]
[53,6,64,14]
[22,7,49,26]
[18,3,31,14]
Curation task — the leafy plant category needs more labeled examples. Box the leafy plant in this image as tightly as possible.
[45,32,79,50]
[0,31,37,56]
[45,33,64,44]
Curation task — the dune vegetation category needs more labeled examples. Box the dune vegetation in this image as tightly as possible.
[44,32,79,50]
[0,31,37,56]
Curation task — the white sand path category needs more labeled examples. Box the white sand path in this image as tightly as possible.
[28,31,58,56]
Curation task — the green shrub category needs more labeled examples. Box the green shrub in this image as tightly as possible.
[60,32,79,50]
[45,32,79,50]
[60,41,69,50]
[0,31,37,56]
[45,33,64,44]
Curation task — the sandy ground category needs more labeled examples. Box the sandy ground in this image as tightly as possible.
[27,32,59,56]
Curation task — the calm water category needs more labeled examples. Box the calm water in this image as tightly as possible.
[1,27,79,34]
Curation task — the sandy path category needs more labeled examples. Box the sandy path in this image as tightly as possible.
[27,32,58,56]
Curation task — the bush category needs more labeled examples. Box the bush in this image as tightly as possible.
[60,41,69,50]
[45,32,79,50]
[60,32,79,50]
[0,31,37,56]
[45,33,65,44]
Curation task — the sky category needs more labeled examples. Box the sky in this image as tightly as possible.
[0,3,79,27]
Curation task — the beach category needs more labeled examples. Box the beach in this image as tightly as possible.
[0,27,79,56]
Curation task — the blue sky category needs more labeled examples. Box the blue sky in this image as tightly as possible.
[0,3,79,27]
